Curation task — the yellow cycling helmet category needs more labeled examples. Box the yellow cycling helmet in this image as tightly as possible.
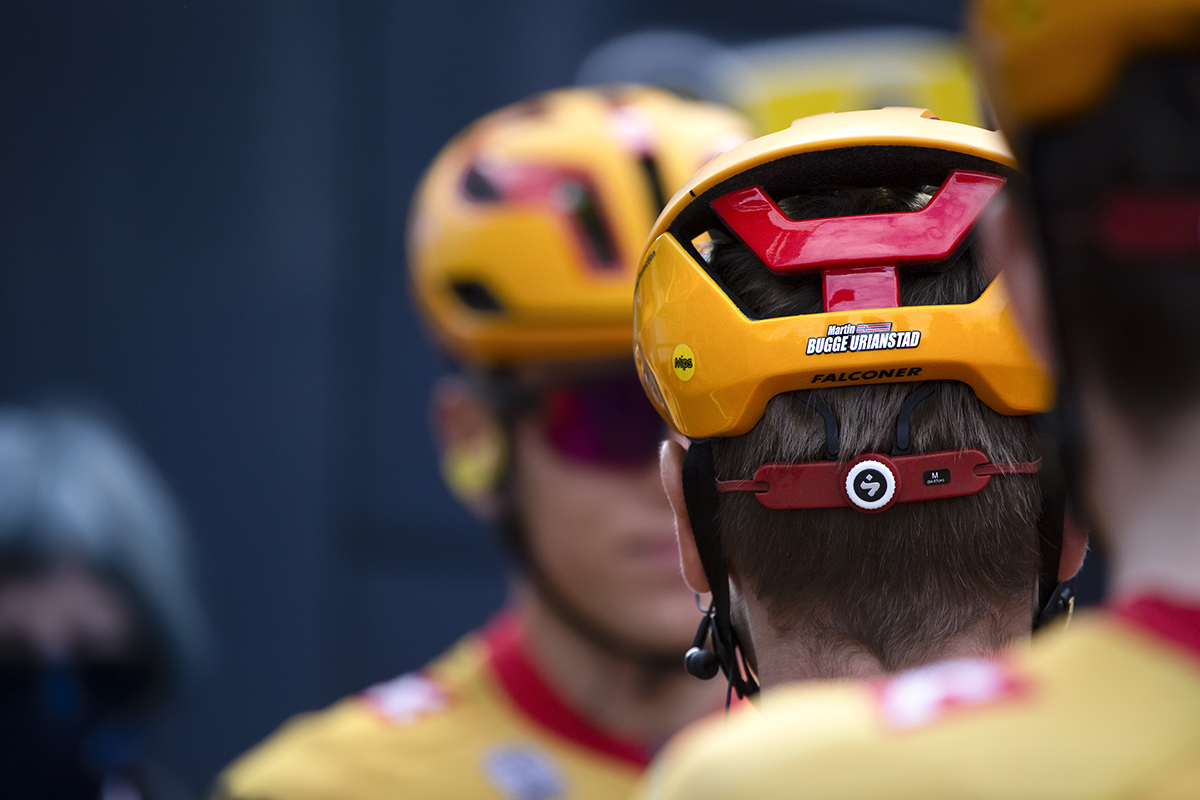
[408,86,752,366]
[970,0,1200,136]
[634,107,1053,440]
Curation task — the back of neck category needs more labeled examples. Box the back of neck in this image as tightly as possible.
[1083,390,1200,603]
[739,586,1029,691]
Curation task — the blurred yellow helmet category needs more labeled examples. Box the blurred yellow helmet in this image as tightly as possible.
[407,86,752,366]
[970,0,1200,135]
[634,107,1053,439]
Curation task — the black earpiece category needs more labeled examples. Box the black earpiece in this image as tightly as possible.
[684,647,719,680]
[682,443,760,701]
[1036,579,1076,629]
[684,608,720,680]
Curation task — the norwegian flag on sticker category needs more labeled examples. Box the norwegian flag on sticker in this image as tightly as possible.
[855,322,893,334]
[362,672,452,725]
[874,658,1026,730]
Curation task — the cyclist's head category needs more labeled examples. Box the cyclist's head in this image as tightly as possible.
[705,186,1042,671]
[636,109,1076,688]
[972,0,1200,431]
[408,85,753,659]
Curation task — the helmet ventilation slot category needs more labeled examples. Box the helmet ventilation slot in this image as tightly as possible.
[463,167,502,201]
[640,155,668,215]
[451,280,504,313]
[562,181,618,268]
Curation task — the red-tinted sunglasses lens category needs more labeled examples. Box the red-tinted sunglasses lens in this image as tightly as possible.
[541,376,665,468]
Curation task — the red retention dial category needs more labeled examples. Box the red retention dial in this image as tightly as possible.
[717,450,1039,512]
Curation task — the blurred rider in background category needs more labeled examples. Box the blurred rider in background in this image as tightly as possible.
[215,86,752,800]
[0,406,205,800]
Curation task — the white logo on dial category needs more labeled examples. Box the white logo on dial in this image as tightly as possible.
[845,459,897,511]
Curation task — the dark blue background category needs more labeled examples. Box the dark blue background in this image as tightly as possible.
[3,1,1092,793]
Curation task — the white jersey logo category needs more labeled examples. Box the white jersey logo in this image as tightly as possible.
[482,745,566,800]
[876,658,1023,729]
[362,673,449,725]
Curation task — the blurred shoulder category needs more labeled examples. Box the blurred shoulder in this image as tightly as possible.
[643,676,873,800]
[213,632,508,800]
[647,611,1200,800]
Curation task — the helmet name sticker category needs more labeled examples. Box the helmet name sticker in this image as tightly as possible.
[672,344,696,381]
[806,322,921,356]
[810,366,923,384]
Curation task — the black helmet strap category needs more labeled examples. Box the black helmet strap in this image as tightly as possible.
[681,440,759,700]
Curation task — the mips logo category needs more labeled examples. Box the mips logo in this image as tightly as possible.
[672,344,696,381]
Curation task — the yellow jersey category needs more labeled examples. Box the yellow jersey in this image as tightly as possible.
[644,595,1200,799]
[215,614,655,800]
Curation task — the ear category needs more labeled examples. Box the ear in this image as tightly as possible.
[979,189,1058,375]
[1058,506,1090,581]
[660,439,710,594]
[430,376,505,520]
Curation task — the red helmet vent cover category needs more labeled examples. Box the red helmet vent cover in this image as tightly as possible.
[463,161,620,272]
[710,170,1006,313]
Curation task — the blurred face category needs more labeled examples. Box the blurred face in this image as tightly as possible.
[0,560,136,662]
[510,368,699,653]
[0,560,155,795]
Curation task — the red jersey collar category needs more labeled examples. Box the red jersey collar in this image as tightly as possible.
[483,613,655,768]
[1110,594,1200,662]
